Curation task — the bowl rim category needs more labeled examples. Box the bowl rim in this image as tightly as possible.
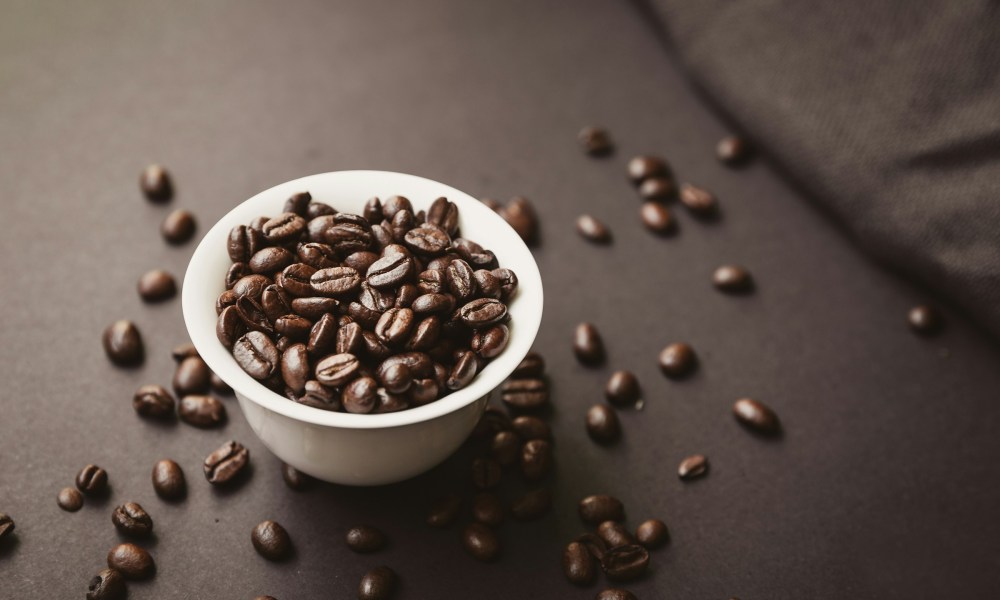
[182,170,543,430]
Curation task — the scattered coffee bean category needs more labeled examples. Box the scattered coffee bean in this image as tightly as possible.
[171,342,199,362]
[627,155,670,183]
[58,487,84,512]
[178,395,226,428]
[162,209,196,244]
[639,201,674,234]
[586,404,621,444]
[151,459,186,500]
[499,196,539,245]
[140,164,173,202]
[658,342,697,378]
[576,532,609,560]
[563,541,597,585]
[204,440,250,485]
[76,464,109,496]
[107,543,155,580]
[578,126,614,156]
[252,520,292,561]
[579,495,624,524]
[597,521,635,548]
[137,269,177,302]
[638,177,673,201]
[346,525,386,553]
[132,384,176,419]
[605,371,640,406]
[712,265,753,293]
[908,304,944,335]
[679,183,718,216]
[510,487,551,521]
[426,495,462,528]
[574,323,605,365]
[717,135,751,165]
[601,544,650,581]
[173,356,212,396]
[210,372,233,395]
[0,513,13,540]
[281,463,313,491]
[358,566,397,600]
[491,430,521,466]
[678,454,708,480]
[733,398,781,435]
[596,588,638,600]
[111,502,153,537]
[103,320,144,366]
[576,214,611,243]
[461,522,500,561]
[635,518,669,549]
[472,458,502,490]
[86,567,126,600]
[500,378,549,411]
[472,492,505,527]
[520,439,552,481]
[511,415,551,440]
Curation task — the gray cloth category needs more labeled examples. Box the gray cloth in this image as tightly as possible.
[650,0,1000,337]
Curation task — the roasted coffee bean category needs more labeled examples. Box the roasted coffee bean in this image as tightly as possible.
[658,342,697,378]
[260,285,292,322]
[427,196,460,235]
[507,488,549,521]
[107,543,155,580]
[233,276,271,305]
[576,214,611,243]
[345,525,386,553]
[490,430,520,466]
[262,212,306,243]
[233,331,280,380]
[462,522,500,561]
[279,263,318,297]
[291,296,339,321]
[598,521,635,549]
[0,513,13,541]
[216,289,239,314]
[596,589,638,600]
[140,164,172,202]
[306,313,338,356]
[323,219,373,255]
[76,464,109,495]
[408,378,440,405]
[375,308,415,346]
[406,316,442,351]
[171,343,199,362]
[132,384,176,419]
[173,356,211,396]
[112,502,153,537]
[579,495,624,524]
[511,415,551,440]
[627,155,670,183]
[336,321,363,354]
[298,380,342,411]
[209,373,232,395]
[344,250,380,273]
[204,440,250,485]
[499,196,539,245]
[472,269,501,299]
[472,458,502,490]
[417,269,447,295]
[459,298,506,328]
[315,353,360,387]
[86,567,126,600]
[281,463,314,491]
[638,176,674,201]
[103,320,144,366]
[574,323,605,365]
[359,566,397,600]
[521,439,551,481]
[717,134,751,165]
[252,520,292,561]
[367,253,414,290]
[362,196,383,224]
[235,296,274,335]
[512,352,545,378]
[471,406,513,439]
[249,247,294,275]
[732,398,781,435]
[454,238,498,270]
[370,223,393,250]
[679,183,718,216]
[500,378,548,411]
[162,208,196,244]
[226,263,249,290]
[472,492,504,527]
[297,242,339,270]
[312,266,361,296]
[389,208,415,243]
[378,362,412,394]
[274,314,312,341]
[228,225,252,262]
[380,352,434,379]
[306,201,336,220]
[575,532,608,560]
[445,260,478,302]
[579,126,613,156]
[908,304,944,335]
[152,459,186,500]
[216,305,245,349]
[678,454,708,479]
[586,404,621,443]
[361,330,393,359]
[605,371,640,406]
[601,544,649,581]
[564,541,597,585]
[411,293,455,315]
[58,487,84,511]
[343,376,379,414]
[382,195,413,220]
[404,224,451,256]
[178,395,226,428]
[491,268,519,300]
[307,214,338,243]
[426,253,457,271]
[426,495,462,528]
[635,518,669,549]
[471,324,509,358]
[283,191,312,216]
[447,350,478,390]
[640,201,674,233]
[360,283,395,313]
[137,269,176,302]
[713,264,753,293]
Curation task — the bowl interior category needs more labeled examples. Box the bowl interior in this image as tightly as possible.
[182,170,543,429]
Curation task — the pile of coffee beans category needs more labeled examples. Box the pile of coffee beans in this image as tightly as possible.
[216,193,519,414]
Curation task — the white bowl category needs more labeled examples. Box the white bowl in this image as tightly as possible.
[182,171,543,485]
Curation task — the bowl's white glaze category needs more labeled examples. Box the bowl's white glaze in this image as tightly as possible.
[182,171,543,484]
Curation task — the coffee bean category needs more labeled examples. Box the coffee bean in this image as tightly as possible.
[306,200,336,220]
[640,201,674,234]
[411,293,455,315]
[447,350,478,391]
[417,269,446,295]
[111,502,153,537]
[343,376,378,414]
[717,135,751,165]
[107,543,155,580]
[576,214,611,243]
[279,343,310,394]
[574,323,605,365]
[596,588,638,600]
[492,268,519,301]
[314,353,359,387]
[511,415,551,440]
[586,404,621,444]
[713,264,753,293]
[499,197,539,245]
[490,430,521,466]
[427,197,460,235]
[521,439,552,481]
[283,191,312,216]
[291,296,339,321]
[678,454,708,479]
[216,305,246,349]
[305,313,337,356]
[635,518,669,549]
[216,289,239,314]
[345,524,386,553]
[0,513,13,541]
[281,463,313,491]
[359,566,397,600]
[344,251,380,273]
[366,253,413,290]
[564,541,597,585]
[132,384,176,419]
[426,494,462,528]
[298,380,341,411]
[381,195,412,220]
[226,263,250,290]
[500,378,548,411]
[627,155,670,183]
[152,459,186,500]
[171,343,199,362]
[312,266,362,297]
[472,492,505,527]
[204,440,250,485]
[658,342,697,378]
[236,296,275,336]
[140,164,172,202]
[510,487,551,521]
[374,308,415,347]
[252,520,291,561]
[732,398,781,435]
[597,521,635,549]
[173,356,211,396]
[908,304,944,335]
[601,544,649,581]
[471,324,509,359]
[679,183,718,216]
[262,212,306,243]
[76,464,109,496]
[86,568,126,600]
[579,126,613,156]
[323,216,374,254]
[638,177,674,201]
[137,269,176,302]
[462,522,500,561]
[575,532,608,560]
[232,274,271,301]
[178,395,226,428]
[58,487,84,512]
[228,225,252,262]
[404,224,451,256]
[512,352,545,378]
[103,320,144,366]
[297,243,339,270]
[446,259,477,301]
[579,495,624,524]
[471,458,502,490]
[408,378,440,405]
[459,298,507,328]
[605,371,640,406]
[233,331,280,380]
[162,209,196,244]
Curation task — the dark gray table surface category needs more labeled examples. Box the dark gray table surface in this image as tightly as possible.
[2,1,999,598]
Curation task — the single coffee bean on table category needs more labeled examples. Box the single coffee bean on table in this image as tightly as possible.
[712,265,754,293]
[346,525,386,553]
[178,395,226,428]
[461,522,500,562]
[86,568,126,600]
[161,209,197,244]
[107,543,155,580]
[908,304,944,335]
[732,398,781,435]
[605,371,640,406]
[512,351,545,378]
[638,177,674,201]
[137,269,177,302]
[563,541,597,585]
[574,322,605,365]
[103,320,144,366]
[173,356,212,396]
[500,377,549,411]
[679,183,718,216]
[151,459,186,500]
[678,454,708,480]
[76,464,109,495]
[511,415,551,440]
[626,155,670,184]
[252,520,292,561]
[490,430,521,466]
[0,513,14,539]
[596,589,638,600]
[586,404,621,444]
[576,214,612,244]
[281,463,314,491]
[658,342,697,378]
[140,164,173,202]
[472,492,505,527]
[499,196,539,245]
[510,487,551,521]
[640,201,674,234]
[635,518,669,549]
[132,384,176,419]
[472,457,502,490]
[579,495,625,524]
[426,494,463,528]
[601,544,650,582]
[578,126,614,156]
[111,502,153,537]
[58,487,84,512]
[204,440,250,485]
[358,566,397,600]
[717,135,752,165]
[520,439,552,481]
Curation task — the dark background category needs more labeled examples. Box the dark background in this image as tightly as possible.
[2,1,1000,598]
